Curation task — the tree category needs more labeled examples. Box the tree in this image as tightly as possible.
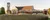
[1,7,5,14]
[0,8,1,14]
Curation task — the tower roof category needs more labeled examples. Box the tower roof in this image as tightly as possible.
[7,2,10,4]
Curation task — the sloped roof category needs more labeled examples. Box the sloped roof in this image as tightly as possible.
[22,6,33,10]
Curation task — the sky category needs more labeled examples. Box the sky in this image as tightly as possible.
[0,0,50,10]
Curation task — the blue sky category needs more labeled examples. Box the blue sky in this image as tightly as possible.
[0,0,50,10]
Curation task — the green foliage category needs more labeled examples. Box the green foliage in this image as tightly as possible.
[0,7,5,14]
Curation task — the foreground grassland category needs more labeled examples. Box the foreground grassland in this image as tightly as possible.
[48,18,50,20]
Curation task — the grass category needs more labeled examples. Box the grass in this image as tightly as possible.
[48,18,50,20]
[0,14,49,20]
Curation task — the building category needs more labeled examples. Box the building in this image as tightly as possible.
[16,6,33,12]
[15,6,24,13]
[7,2,11,14]
[15,6,33,14]
[7,2,10,10]
[22,6,33,14]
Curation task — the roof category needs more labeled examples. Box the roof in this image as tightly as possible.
[22,6,33,10]
[16,7,23,10]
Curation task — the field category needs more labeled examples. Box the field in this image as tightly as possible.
[0,14,48,20]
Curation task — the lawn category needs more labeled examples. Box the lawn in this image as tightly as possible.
[48,18,50,20]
